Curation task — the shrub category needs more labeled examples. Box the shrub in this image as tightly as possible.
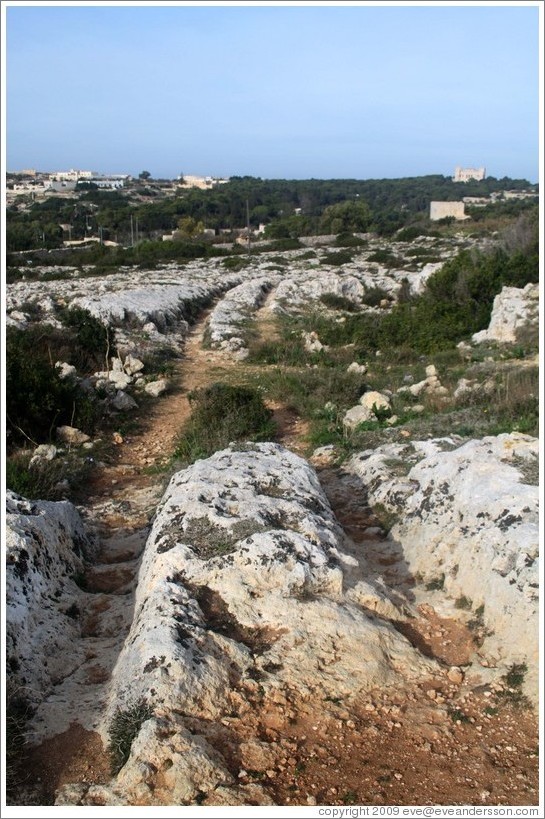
[396,226,428,242]
[57,306,116,372]
[319,293,359,312]
[175,383,275,463]
[335,232,367,247]
[268,237,303,251]
[425,574,445,591]
[5,680,33,796]
[6,451,94,501]
[497,662,530,708]
[367,249,401,268]
[320,250,354,266]
[6,325,104,448]
[108,700,153,775]
[361,287,391,308]
[223,256,252,271]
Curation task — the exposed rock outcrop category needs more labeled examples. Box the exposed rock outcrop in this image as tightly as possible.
[345,433,539,698]
[472,283,539,346]
[83,443,434,805]
[5,491,97,705]
[205,276,276,355]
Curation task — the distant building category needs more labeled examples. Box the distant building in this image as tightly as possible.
[51,169,94,182]
[430,201,469,221]
[47,180,78,192]
[453,166,486,182]
[178,174,229,189]
[90,175,128,189]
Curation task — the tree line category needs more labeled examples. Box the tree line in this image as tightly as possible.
[6,174,536,252]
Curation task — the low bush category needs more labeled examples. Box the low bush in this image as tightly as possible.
[396,226,428,242]
[223,256,252,271]
[6,325,102,447]
[108,700,153,775]
[335,232,367,247]
[319,293,359,312]
[5,680,33,797]
[6,451,94,501]
[175,383,275,463]
[57,305,116,372]
[367,249,402,268]
[320,250,354,267]
[361,287,391,308]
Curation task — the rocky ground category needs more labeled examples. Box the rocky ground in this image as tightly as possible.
[5,247,540,808]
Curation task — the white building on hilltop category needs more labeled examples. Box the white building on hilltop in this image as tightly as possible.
[453,166,486,182]
[430,201,470,221]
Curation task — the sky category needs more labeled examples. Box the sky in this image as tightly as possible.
[2,1,542,182]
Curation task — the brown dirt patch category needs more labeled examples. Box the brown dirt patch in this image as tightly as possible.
[25,725,111,805]
[394,604,476,667]
[217,682,539,806]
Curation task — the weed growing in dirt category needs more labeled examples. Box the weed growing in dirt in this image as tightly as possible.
[5,680,33,797]
[448,707,470,724]
[425,574,445,591]
[108,700,154,775]
[497,662,531,709]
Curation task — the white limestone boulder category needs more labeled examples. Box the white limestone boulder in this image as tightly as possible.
[29,444,58,467]
[55,361,77,380]
[343,390,391,430]
[472,283,539,345]
[123,354,145,376]
[143,378,168,397]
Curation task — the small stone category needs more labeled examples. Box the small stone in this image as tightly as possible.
[447,667,464,685]
[56,425,90,445]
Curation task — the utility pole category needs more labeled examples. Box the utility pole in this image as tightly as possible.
[130,214,134,246]
[246,198,251,255]
[135,216,139,244]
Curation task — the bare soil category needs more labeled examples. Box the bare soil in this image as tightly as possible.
[17,301,539,807]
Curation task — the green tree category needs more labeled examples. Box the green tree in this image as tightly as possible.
[319,200,372,234]
[175,216,205,239]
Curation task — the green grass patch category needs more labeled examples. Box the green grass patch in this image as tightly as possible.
[6,451,95,502]
[174,383,275,464]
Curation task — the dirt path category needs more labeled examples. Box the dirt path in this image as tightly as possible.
[20,297,539,807]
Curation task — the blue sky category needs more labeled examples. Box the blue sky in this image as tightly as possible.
[4,2,541,181]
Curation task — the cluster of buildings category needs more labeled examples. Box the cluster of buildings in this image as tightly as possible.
[430,166,537,222]
[5,168,132,203]
[6,169,230,203]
